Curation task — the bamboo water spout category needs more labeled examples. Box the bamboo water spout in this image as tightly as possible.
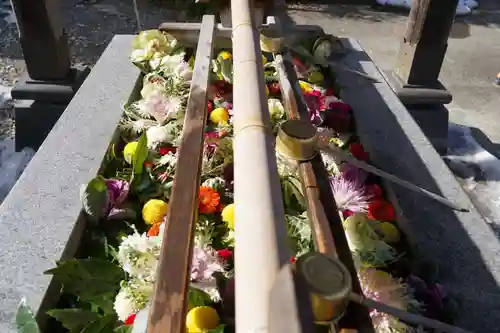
[230,2,313,333]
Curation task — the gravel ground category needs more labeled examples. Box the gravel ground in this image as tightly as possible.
[0,0,187,139]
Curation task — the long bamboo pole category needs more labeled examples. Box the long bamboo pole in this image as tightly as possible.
[230,1,304,333]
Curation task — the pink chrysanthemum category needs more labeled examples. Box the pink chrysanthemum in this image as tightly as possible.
[358,269,413,333]
[329,170,372,212]
[190,244,225,282]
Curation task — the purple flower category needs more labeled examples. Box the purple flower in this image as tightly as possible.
[330,172,372,212]
[339,164,369,184]
[105,179,132,219]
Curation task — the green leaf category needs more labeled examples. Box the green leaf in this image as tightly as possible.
[114,326,132,333]
[132,133,149,176]
[47,309,100,332]
[45,259,124,314]
[80,176,109,221]
[209,324,226,333]
[220,59,233,84]
[188,286,212,308]
[16,299,41,333]
[81,314,116,333]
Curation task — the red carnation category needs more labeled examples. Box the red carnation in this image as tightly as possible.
[144,161,153,168]
[349,143,369,161]
[207,100,213,114]
[125,313,137,325]
[159,147,177,155]
[366,184,383,199]
[268,83,281,96]
[368,200,396,221]
[290,256,297,264]
[217,249,233,261]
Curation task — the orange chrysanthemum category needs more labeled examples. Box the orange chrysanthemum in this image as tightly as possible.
[198,186,220,214]
[147,222,162,237]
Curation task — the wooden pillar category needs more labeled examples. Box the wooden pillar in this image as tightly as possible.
[388,0,459,105]
[10,0,90,151]
[10,0,71,80]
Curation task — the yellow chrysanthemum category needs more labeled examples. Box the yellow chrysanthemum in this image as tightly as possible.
[299,80,313,93]
[210,107,230,125]
[123,141,139,164]
[186,306,220,333]
[221,204,235,230]
[218,51,232,61]
[142,199,168,225]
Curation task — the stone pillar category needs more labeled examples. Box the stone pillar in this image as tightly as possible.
[10,0,89,151]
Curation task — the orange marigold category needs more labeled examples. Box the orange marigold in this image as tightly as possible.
[198,186,220,214]
[147,222,162,237]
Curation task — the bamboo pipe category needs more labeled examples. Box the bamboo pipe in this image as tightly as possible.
[230,2,309,333]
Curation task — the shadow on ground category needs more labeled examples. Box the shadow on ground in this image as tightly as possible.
[287,2,500,28]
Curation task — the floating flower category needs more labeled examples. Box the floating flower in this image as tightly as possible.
[209,107,229,125]
[268,98,285,120]
[146,125,176,149]
[343,213,396,268]
[105,179,131,219]
[116,230,162,280]
[202,177,226,193]
[221,203,235,230]
[198,186,220,214]
[159,146,177,155]
[142,199,169,225]
[147,222,162,237]
[217,248,233,261]
[330,174,372,213]
[125,313,137,326]
[349,142,370,161]
[217,51,232,61]
[358,268,415,333]
[123,141,139,164]
[186,306,221,333]
[191,244,225,282]
[366,184,383,199]
[368,200,396,221]
[114,278,155,321]
[141,91,182,124]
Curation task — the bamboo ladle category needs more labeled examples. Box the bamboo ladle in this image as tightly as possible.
[295,252,473,333]
[275,119,468,212]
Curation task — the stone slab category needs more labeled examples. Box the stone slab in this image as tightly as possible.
[337,38,500,332]
[0,35,140,333]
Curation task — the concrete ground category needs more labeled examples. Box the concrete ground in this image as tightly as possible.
[287,1,500,155]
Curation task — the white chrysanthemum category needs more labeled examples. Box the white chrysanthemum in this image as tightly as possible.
[131,119,155,134]
[140,82,165,100]
[268,98,285,120]
[202,177,226,192]
[114,286,137,321]
[146,126,174,149]
[114,278,155,322]
[157,53,186,73]
[116,231,162,280]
